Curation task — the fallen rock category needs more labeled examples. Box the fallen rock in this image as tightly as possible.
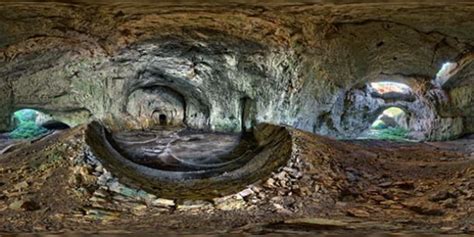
[152,198,175,208]
[346,208,370,218]
[402,199,445,216]
[177,200,211,210]
[8,200,25,211]
[214,195,246,211]
[283,218,350,230]
[429,190,452,202]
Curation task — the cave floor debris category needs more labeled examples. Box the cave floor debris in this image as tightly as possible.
[0,126,472,234]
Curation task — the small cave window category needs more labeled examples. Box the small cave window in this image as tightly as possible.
[369,81,411,95]
[368,107,410,140]
[434,62,457,86]
[6,109,69,140]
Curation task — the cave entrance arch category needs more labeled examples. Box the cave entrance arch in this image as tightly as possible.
[369,107,409,140]
[7,109,70,139]
[127,86,186,129]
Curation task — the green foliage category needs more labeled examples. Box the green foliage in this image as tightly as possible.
[9,109,48,139]
[374,127,409,141]
[9,121,48,139]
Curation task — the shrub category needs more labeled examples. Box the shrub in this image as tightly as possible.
[9,121,48,139]
[14,109,38,124]
[9,109,49,139]
[375,127,409,140]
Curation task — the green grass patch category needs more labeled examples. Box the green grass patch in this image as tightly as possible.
[372,127,409,141]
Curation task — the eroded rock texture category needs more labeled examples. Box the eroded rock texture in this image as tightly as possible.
[0,2,474,234]
[0,2,473,139]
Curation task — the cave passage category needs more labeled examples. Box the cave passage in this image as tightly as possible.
[369,107,409,140]
[434,62,457,86]
[8,109,51,139]
[0,109,71,154]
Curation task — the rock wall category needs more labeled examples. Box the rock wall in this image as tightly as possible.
[0,2,473,140]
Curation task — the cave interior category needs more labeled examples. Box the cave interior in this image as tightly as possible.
[0,0,473,235]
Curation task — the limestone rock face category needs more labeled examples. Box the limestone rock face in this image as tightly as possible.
[126,87,186,129]
[0,2,472,140]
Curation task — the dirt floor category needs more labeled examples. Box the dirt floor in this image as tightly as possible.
[0,125,472,235]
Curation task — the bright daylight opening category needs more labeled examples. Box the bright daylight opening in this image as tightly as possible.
[370,81,412,94]
[8,109,69,139]
[434,62,457,86]
[369,107,409,140]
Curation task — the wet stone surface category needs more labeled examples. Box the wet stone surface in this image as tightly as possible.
[111,127,254,171]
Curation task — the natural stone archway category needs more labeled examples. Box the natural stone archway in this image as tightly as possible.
[125,86,186,129]
[371,107,409,130]
[321,75,465,141]
[434,53,474,135]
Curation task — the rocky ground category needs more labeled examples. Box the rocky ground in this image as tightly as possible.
[0,125,472,235]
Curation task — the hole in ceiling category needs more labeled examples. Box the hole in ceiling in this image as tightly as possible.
[368,81,415,102]
[369,81,411,94]
[434,62,457,86]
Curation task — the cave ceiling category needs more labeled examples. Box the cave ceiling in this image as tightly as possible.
[0,1,473,139]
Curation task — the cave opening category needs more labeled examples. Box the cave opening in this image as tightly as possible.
[367,80,417,103]
[369,81,413,99]
[127,86,187,129]
[368,107,409,140]
[159,114,167,125]
[435,62,457,84]
[6,109,70,140]
[370,81,411,94]
[9,109,50,139]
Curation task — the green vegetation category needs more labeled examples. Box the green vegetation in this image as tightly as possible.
[373,127,409,141]
[9,109,49,139]
[370,107,409,140]
[371,107,405,130]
